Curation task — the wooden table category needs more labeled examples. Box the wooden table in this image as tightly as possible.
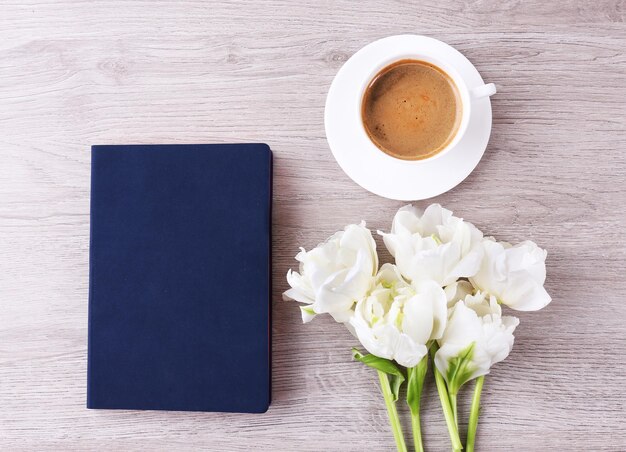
[2,1,625,450]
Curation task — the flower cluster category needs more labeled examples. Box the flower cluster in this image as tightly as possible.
[285,204,550,377]
[284,204,551,452]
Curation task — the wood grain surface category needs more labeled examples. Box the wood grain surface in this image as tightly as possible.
[1,1,625,451]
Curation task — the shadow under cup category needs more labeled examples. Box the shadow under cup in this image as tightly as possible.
[361,58,468,162]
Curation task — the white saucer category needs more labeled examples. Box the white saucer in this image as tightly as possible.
[324,35,493,201]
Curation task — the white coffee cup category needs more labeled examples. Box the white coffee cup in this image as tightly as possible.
[325,35,497,200]
[357,52,496,163]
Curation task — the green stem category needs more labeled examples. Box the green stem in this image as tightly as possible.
[377,370,407,452]
[407,356,427,452]
[410,408,424,452]
[466,376,484,452]
[430,345,463,451]
[449,391,458,427]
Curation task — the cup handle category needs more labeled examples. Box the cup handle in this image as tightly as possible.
[471,83,496,99]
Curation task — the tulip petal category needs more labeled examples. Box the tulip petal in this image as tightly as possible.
[300,305,317,323]
[444,280,474,307]
[394,335,428,368]
[402,293,435,345]
[471,239,551,311]
[284,222,378,323]
[380,204,485,286]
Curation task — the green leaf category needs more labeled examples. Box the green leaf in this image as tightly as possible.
[445,342,477,396]
[406,354,428,415]
[352,348,406,401]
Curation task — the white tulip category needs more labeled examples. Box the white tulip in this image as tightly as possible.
[283,222,378,323]
[379,204,484,287]
[349,264,448,368]
[470,239,551,311]
[435,291,519,394]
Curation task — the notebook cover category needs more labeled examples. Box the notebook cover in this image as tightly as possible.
[87,143,272,413]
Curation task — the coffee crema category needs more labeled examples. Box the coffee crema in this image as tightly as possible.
[362,59,462,160]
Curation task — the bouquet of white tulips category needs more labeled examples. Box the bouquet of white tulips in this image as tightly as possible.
[284,204,551,452]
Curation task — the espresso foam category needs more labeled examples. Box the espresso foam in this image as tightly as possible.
[362,59,462,160]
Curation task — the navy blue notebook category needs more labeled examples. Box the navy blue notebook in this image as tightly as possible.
[87,144,272,413]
